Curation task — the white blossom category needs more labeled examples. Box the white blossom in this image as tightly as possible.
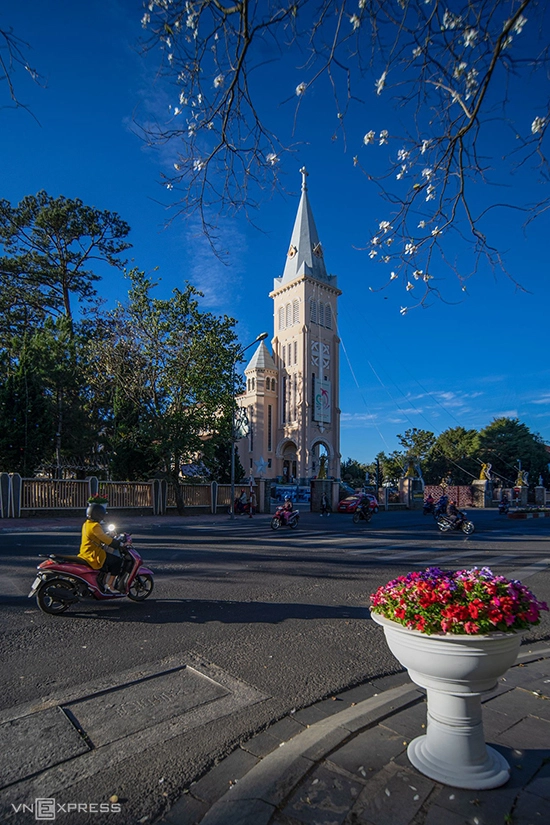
[423,273,433,281]
[379,130,389,145]
[413,270,423,279]
[382,256,391,263]
[421,139,431,155]
[173,162,181,171]
[513,15,527,34]
[406,281,414,291]
[379,220,392,233]
[214,74,224,88]
[369,250,378,259]
[422,167,434,180]
[400,306,408,315]
[405,242,418,255]
[442,11,462,30]
[179,91,188,105]
[431,226,442,236]
[376,71,387,95]
[418,220,426,229]
[173,107,182,116]
[358,0,367,7]
[463,28,478,48]
[502,35,513,49]
[165,182,173,190]
[371,236,381,245]
[453,62,467,79]
[531,116,546,135]
[386,238,394,246]
[350,14,360,30]
[465,68,479,99]
[397,149,410,162]
[266,153,279,165]
[193,159,205,172]
[363,130,376,145]
[390,272,398,280]
[141,12,151,27]
[426,185,436,201]
[412,46,422,58]
[396,165,407,179]
[296,82,307,96]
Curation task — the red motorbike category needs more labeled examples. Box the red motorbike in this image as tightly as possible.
[270,505,300,530]
[28,528,154,615]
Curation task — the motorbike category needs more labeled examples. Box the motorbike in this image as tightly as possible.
[28,527,154,615]
[498,499,510,515]
[434,496,448,518]
[423,500,435,515]
[352,505,373,524]
[270,505,300,530]
[229,498,254,516]
[436,510,475,535]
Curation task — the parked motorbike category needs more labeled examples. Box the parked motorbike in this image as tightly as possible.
[270,505,300,530]
[28,527,154,615]
[498,499,510,515]
[436,510,475,535]
[352,505,373,524]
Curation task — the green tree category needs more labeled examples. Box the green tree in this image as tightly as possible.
[424,427,480,486]
[376,450,405,485]
[478,418,549,488]
[397,428,436,463]
[0,191,131,321]
[341,457,370,489]
[92,269,239,511]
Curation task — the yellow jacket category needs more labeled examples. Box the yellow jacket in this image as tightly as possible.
[78,520,114,569]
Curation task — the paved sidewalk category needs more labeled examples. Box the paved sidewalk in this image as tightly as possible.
[159,643,550,825]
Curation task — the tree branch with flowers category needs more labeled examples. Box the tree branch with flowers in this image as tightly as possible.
[138,0,549,311]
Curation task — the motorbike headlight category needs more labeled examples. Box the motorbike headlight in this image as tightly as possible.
[107,523,116,533]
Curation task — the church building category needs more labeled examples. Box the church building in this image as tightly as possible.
[236,169,341,485]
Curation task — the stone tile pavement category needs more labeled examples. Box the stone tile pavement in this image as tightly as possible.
[159,643,550,825]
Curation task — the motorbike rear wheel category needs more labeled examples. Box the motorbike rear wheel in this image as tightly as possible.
[461,521,475,535]
[270,517,281,530]
[36,578,72,615]
[437,518,452,532]
[352,511,361,524]
[127,574,154,601]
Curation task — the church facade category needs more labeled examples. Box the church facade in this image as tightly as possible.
[236,169,341,485]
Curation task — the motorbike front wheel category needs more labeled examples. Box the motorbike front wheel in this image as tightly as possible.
[270,517,281,530]
[290,517,299,529]
[127,574,154,601]
[36,578,72,615]
[352,511,361,524]
[461,521,475,535]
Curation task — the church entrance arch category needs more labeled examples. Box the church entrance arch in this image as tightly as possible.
[281,441,298,483]
[311,441,331,479]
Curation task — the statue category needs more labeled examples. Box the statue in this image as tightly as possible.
[318,455,327,479]
[515,469,529,487]
[479,463,492,481]
[404,457,422,479]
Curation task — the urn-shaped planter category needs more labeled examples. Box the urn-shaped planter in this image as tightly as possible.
[372,613,523,789]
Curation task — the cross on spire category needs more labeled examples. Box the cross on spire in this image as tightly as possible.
[300,166,309,192]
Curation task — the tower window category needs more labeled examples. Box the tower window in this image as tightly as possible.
[293,299,299,325]
[309,298,317,324]
[278,306,285,330]
[282,345,286,367]
[293,340,297,365]
[268,404,272,451]
[282,376,287,424]
[325,304,332,329]
[318,302,325,327]
[286,302,292,327]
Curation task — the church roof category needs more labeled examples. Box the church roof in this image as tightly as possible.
[245,341,277,372]
[274,168,337,289]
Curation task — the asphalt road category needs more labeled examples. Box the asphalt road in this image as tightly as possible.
[1,509,549,824]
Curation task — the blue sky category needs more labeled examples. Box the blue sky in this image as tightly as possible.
[1,0,549,464]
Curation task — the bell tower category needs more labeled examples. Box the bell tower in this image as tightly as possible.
[237,168,341,484]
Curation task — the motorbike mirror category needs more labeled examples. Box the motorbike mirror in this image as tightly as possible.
[107,523,116,533]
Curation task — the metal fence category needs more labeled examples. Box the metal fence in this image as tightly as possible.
[166,483,212,509]
[98,482,153,509]
[20,479,90,511]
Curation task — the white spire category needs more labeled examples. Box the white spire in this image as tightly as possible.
[276,169,334,287]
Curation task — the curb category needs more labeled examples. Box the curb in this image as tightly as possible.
[508,511,550,519]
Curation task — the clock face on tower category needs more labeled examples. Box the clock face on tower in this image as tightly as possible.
[311,341,330,368]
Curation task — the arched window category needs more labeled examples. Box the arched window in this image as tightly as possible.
[293,299,300,325]
[272,378,277,392]
[278,306,285,330]
[251,377,255,391]
[325,304,332,329]
[318,301,325,327]
[309,298,317,324]
[286,302,292,327]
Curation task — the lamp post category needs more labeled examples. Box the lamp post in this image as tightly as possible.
[230,332,269,519]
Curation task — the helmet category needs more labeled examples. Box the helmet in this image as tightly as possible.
[284,496,290,501]
[86,503,106,522]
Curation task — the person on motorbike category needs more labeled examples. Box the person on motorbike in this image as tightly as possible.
[78,502,123,593]
[359,495,372,519]
[424,494,434,508]
[282,497,294,524]
[446,499,460,525]
[236,489,248,514]
[435,494,448,516]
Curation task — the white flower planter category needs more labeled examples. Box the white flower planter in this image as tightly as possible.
[372,613,524,789]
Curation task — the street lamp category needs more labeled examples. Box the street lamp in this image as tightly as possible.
[230,331,269,519]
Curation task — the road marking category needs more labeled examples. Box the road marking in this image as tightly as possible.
[505,558,550,581]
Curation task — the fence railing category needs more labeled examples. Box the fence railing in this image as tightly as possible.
[20,479,91,511]
[98,482,153,509]
[166,483,211,509]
